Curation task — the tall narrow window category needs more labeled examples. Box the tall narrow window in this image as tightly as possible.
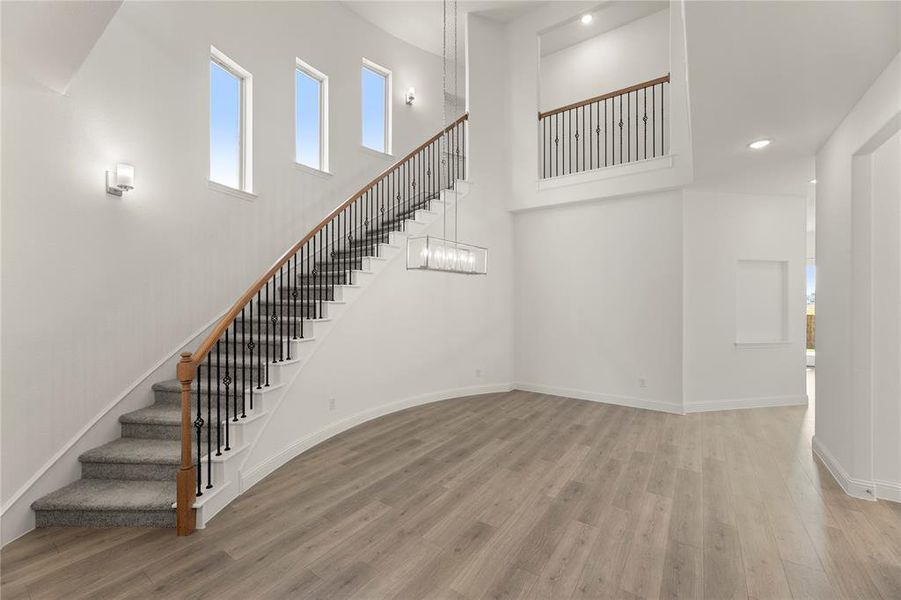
[210,47,253,192]
[295,60,328,172]
[361,59,391,154]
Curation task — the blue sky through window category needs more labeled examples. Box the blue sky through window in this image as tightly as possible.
[210,61,241,188]
[362,66,386,152]
[295,69,321,169]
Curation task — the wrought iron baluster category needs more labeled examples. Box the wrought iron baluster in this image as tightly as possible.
[582,106,586,172]
[643,88,648,160]
[264,280,270,387]
[318,227,323,318]
[206,355,212,486]
[240,307,247,418]
[249,298,255,408]
[215,341,221,456]
[195,363,203,496]
[292,253,298,340]
[626,91,630,163]
[555,113,559,177]
[619,95,623,165]
[222,334,230,451]
[231,321,238,422]
[256,291,262,389]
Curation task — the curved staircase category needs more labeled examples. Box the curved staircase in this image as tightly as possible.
[31,115,469,532]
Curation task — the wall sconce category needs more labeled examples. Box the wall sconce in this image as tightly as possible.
[405,87,416,105]
[106,163,135,196]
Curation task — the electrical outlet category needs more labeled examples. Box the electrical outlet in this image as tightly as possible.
[328,398,336,411]
[638,378,647,389]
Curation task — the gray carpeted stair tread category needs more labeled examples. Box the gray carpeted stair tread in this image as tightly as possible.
[31,479,175,512]
[120,403,182,426]
[79,438,182,465]
[154,379,198,393]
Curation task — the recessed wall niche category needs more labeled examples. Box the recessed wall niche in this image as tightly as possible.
[735,259,788,345]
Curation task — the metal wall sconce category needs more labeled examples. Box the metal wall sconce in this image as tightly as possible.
[405,87,416,105]
[106,163,135,196]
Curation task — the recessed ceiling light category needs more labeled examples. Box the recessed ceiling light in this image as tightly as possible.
[580,14,593,25]
[748,139,772,150]
[809,179,817,184]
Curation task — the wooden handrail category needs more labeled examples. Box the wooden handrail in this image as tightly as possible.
[175,112,468,536]
[180,112,468,376]
[538,74,670,120]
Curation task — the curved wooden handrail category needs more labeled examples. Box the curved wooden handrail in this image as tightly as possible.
[182,112,469,374]
[538,74,670,120]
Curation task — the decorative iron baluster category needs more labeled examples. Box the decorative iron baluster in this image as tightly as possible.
[292,253,298,340]
[643,88,648,160]
[206,354,212,486]
[224,327,231,441]
[256,290,262,389]
[661,83,665,154]
[240,307,247,418]
[215,341,221,456]
[264,280,270,386]
[195,363,203,496]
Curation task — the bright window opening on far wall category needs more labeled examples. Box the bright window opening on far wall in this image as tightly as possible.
[295,60,328,172]
[210,46,253,192]
[361,60,391,154]
[807,262,816,352]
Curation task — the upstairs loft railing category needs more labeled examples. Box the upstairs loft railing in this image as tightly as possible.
[538,74,670,179]
[174,114,468,535]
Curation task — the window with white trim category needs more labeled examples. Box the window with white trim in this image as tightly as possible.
[295,59,328,172]
[210,46,253,192]
[361,59,391,154]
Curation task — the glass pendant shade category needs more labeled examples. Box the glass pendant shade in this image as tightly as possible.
[406,236,487,275]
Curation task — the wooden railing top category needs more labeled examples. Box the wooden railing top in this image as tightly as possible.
[181,113,469,375]
[538,74,670,120]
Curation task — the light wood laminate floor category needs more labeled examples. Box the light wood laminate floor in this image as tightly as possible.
[3,385,900,599]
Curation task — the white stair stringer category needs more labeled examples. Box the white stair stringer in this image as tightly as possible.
[189,181,469,528]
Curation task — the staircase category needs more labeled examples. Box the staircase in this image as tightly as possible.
[31,115,469,531]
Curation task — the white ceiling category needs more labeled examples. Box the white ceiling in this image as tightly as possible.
[342,1,544,57]
[540,1,667,56]
[0,0,122,93]
[685,0,900,197]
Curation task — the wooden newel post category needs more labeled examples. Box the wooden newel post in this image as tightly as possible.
[176,352,197,535]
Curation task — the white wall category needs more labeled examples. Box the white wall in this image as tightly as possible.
[539,9,669,113]
[815,52,901,501]
[683,189,807,411]
[870,130,901,496]
[1,0,451,543]
[514,189,684,413]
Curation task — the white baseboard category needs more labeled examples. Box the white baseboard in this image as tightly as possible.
[239,383,514,492]
[513,382,683,415]
[812,435,876,501]
[683,394,808,413]
[875,479,901,503]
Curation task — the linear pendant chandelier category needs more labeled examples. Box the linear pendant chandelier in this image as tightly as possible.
[406,0,487,276]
